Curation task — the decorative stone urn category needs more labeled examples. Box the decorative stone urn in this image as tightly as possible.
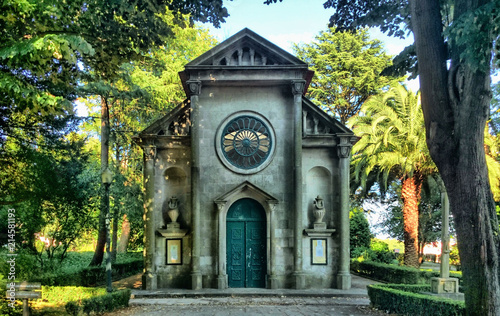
[313,195,326,224]
[304,195,335,237]
[167,196,180,226]
[158,196,187,238]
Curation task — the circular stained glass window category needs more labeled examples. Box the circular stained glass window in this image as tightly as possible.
[221,116,272,170]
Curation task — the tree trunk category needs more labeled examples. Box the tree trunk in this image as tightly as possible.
[117,214,130,253]
[89,96,110,266]
[409,0,500,314]
[401,177,420,268]
[111,205,118,261]
[111,144,120,262]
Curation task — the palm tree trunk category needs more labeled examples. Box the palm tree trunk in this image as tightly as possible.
[401,176,420,268]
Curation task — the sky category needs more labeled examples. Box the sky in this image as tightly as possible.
[202,0,418,90]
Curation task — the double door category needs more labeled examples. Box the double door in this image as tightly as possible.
[226,198,266,288]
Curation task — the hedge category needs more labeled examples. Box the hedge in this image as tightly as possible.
[65,289,131,316]
[368,284,465,316]
[351,260,463,287]
[33,259,143,287]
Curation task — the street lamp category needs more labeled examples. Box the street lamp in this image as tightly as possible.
[101,168,113,293]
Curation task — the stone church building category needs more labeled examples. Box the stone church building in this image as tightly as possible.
[133,28,358,291]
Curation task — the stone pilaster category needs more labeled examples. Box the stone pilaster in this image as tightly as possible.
[267,201,279,289]
[142,145,157,290]
[336,135,354,290]
[216,201,228,289]
[291,80,306,289]
[187,80,203,290]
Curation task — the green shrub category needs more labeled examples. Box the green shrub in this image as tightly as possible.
[0,249,40,281]
[42,286,107,304]
[352,260,422,284]
[33,258,143,286]
[368,284,465,316]
[368,240,396,264]
[450,244,461,271]
[351,260,463,287]
[0,296,23,316]
[65,289,131,316]
[350,207,372,257]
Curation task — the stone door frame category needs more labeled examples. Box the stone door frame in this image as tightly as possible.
[214,181,278,289]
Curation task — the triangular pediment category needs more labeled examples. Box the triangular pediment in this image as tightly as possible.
[214,181,278,204]
[186,28,306,67]
[138,101,191,137]
[302,97,354,135]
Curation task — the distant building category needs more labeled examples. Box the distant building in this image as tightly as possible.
[133,29,358,290]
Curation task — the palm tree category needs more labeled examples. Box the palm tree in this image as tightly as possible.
[349,85,436,268]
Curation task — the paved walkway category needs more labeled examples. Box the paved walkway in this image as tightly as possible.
[105,273,392,315]
[129,274,377,299]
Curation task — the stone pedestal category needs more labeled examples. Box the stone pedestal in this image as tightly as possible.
[431,277,459,294]
[142,272,157,290]
[268,274,280,289]
[336,272,352,290]
[191,272,202,290]
[293,272,307,289]
[157,226,188,238]
[217,274,228,289]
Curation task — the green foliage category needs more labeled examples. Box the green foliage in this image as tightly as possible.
[368,284,465,316]
[318,0,499,70]
[450,244,461,270]
[370,239,397,264]
[80,22,217,253]
[64,289,131,316]
[0,133,100,264]
[349,207,372,256]
[32,256,143,287]
[351,260,422,284]
[484,126,500,201]
[0,297,22,316]
[490,82,500,136]
[349,85,436,190]
[1,2,226,261]
[293,27,401,124]
[0,248,40,281]
[0,275,22,315]
[351,260,462,285]
[42,286,107,305]
[444,2,500,72]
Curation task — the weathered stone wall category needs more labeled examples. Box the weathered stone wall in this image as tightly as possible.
[194,84,295,287]
[154,146,192,288]
[302,148,341,288]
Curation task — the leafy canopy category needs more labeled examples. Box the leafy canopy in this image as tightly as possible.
[293,28,402,124]
[349,85,436,189]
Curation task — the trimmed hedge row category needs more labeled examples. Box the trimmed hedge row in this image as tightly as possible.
[351,260,462,286]
[33,259,143,286]
[65,289,131,316]
[368,284,465,316]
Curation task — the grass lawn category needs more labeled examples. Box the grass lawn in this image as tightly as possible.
[1,251,141,315]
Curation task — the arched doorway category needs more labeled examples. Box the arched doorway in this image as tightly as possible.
[226,198,267,288]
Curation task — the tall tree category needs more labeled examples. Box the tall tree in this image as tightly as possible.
[265,0,500,313]
[349,85,436,267]
[1,0,229,267]
[293,28,401,124]
[81,22,217,257]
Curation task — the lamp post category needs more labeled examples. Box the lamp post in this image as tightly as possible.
[102,168,113,293]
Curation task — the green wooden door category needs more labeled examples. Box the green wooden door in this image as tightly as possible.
[227,198,266,288]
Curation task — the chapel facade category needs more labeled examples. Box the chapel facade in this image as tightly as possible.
[133,28,358,290]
